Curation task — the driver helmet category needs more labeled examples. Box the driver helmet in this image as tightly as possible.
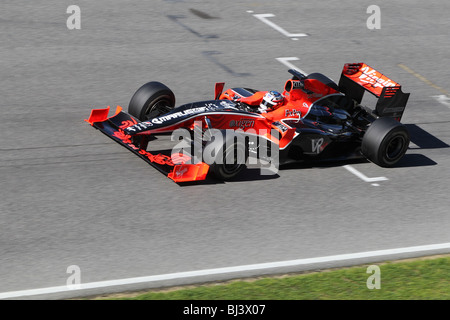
[259,91,284,113]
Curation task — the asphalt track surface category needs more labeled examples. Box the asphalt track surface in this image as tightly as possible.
[1,0,449,299]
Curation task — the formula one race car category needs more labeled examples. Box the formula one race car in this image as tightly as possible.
[85,63,410,183]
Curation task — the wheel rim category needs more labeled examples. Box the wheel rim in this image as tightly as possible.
[222,160,243,174]
[385,135,406,161]
[222,145,245,174]
[144,98,172,120]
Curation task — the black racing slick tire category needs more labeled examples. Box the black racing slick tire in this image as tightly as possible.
[206,131,248,181]
[128,82,175,121]
[361,117,410,167]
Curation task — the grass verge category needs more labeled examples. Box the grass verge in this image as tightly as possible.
[92,255,449,300]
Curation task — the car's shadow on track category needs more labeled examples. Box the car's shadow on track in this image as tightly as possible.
[400,123,448,167]
[406,124,449,149]
[177,154,437,186]
[178,153,438,187]
[279,153,436,172]
[177,168,280,186]
[164,123,447,186]
[279,158,369,171]
[395,153,437,167]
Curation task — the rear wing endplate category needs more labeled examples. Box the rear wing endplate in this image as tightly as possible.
[338,63,410,120]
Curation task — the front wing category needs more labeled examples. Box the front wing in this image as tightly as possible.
[85,106,209,183]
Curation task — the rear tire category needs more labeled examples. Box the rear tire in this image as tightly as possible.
[361,117,410,167]
[128,82,175,121]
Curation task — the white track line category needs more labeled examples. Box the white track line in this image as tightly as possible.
[433,95,450,109]
[1,242,449,299]
[253,14,308,39]
[276,57,308,75]
[343,165,388,183]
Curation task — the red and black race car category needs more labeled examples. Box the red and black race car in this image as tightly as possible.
[85,63,410,183]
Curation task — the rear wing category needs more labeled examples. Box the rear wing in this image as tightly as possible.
[338,63,410,120]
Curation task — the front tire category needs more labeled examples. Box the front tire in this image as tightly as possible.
[128,82,175,121]
[206,131,248,180]
[361,117,410,167]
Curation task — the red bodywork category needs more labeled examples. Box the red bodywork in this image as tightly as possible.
[219,78,340,122]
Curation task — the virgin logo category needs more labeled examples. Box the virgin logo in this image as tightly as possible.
[359,66,396,88]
